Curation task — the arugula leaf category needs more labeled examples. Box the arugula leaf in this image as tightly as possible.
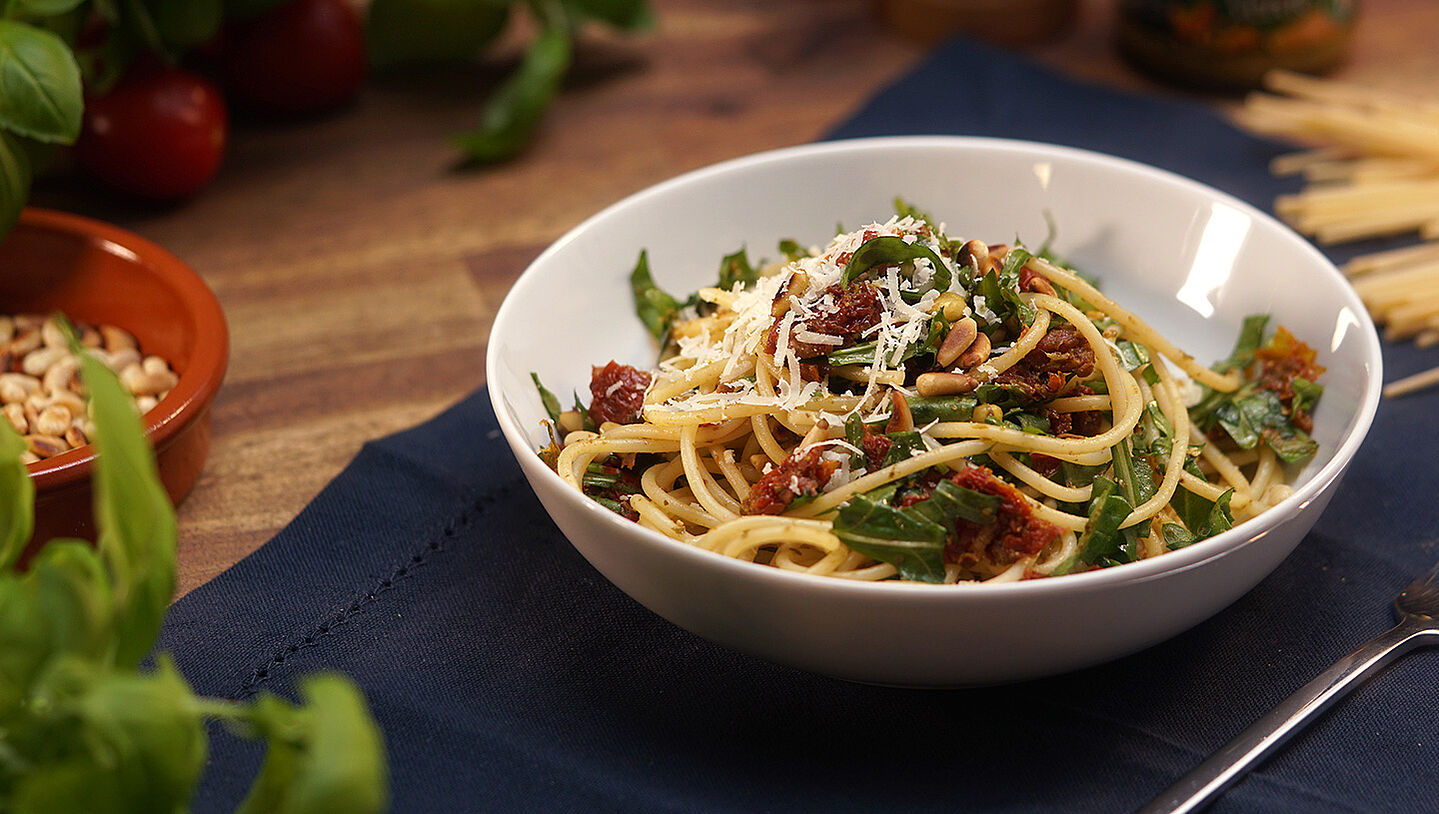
[628,249,681,340]
[1215,389,1317,461]
[1053,477,1133,575]
[1221,314,1270,373]
[1115,339,1150,372]
[0,19,84,144]
[530,372,562,426]
[367,0,511,67]
[1162,523,1197,550]
[839,235,950,293]
[995,247,1037,326]
[777,238,808,261]
[452,21,571,163]
[1291,375,1323,417]
[907,479,1002,527]
[832,494,947,583]
[572,390,596,431]
[881,430,924,466]
[716,247,757,289]
[907,395,977,424]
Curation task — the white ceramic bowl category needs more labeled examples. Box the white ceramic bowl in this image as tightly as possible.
[487,137,1382,686]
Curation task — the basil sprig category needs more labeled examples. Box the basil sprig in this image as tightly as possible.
[0,323,388,811]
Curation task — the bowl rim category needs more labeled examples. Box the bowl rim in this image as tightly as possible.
[14,207,230,492]
[488,135,1383,597]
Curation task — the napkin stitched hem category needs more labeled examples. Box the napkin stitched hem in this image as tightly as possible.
[232,478,527,700]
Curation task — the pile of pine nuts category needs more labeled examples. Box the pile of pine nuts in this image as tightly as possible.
[1,314,179,464]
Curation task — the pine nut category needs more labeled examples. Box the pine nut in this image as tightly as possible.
[956,239,989,271]
[957,332,992,369]
[25,434,67,459]
[885,390,915,434]
[100,324,138,353]
[21,347,67,377]
[2,313,180,458]
[3,403,24,434]
[916,371,978,397]
[35,405,70,437]
[936,317,979,367]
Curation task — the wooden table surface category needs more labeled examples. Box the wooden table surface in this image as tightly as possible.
[31,0,1439,598]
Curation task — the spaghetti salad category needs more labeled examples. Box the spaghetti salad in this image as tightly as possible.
[534,201,1325,584]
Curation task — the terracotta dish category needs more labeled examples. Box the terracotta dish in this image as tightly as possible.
[0,208,228,555]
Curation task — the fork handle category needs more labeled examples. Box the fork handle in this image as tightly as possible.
[1137,620,1439,814]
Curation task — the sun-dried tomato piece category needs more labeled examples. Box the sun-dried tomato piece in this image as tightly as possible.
[944,464,1062,567]
[588,361,651,426]
[1253,325,1325,432]
[742,448,839,515]
[992,324,1096,399]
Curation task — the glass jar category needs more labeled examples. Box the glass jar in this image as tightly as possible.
[1117,0,1358,92]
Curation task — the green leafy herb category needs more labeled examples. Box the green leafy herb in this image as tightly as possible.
[906,395,977,424]
[629,249,681,340]
[839,235,951,293]
[0,322,389,811]
[907,479,1001,527]
[0,19,84,144]
[451,21,571,163]
[716,247,757,289]
[881,430,924,467]
[1053,477,1133,575]
[832,494,947,583]
[530,372,563,427]
[777,238,808,261]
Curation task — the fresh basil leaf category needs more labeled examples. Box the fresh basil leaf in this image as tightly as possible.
[72,327,177,668]
[236,674,389,814]
[0,20,83,144]
[716,247,757,289]
[366,0,511,68]
[0,410,33,571]
[628,249,680,340]
[146,0,223,48]
[908,479,1002,527]
[530,372,562,426]
[832,494,947,583]
[452,23,571,162]
[840,235,950,293]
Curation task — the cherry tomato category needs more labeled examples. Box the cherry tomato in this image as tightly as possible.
[222,0,367,114]
[76,66,228,200]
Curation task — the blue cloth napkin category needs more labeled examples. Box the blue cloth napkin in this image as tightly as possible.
[161,39,1439,813]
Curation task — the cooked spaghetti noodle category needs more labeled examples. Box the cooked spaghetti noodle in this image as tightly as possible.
[535,204,1325,584]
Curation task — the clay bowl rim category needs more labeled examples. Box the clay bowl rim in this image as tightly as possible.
[12,207,230,492]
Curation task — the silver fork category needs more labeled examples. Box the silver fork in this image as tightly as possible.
[1139,559,1439,814]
